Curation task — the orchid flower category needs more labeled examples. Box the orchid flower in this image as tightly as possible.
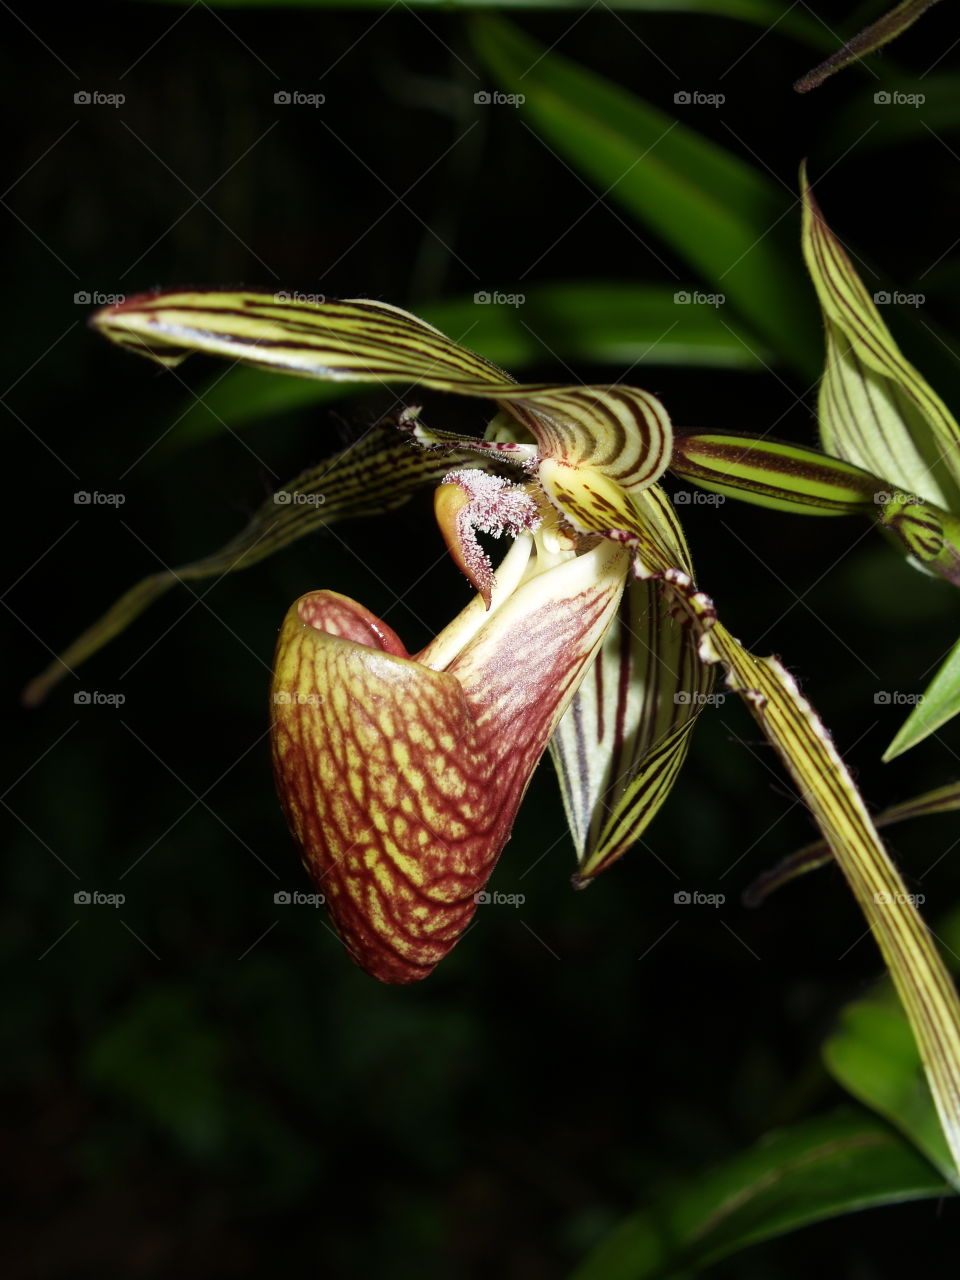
[28,274,960,1164]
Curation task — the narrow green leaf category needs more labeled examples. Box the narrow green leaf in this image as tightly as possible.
[571,1108,950,1280]
[471,15,820,374]
[796,0,945,93]
[22,428,482,706]
[801,165,960,509]
[885,633,960,760]
[825,982,960,1188]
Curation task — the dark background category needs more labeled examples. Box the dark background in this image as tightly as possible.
[4,2,960,1276]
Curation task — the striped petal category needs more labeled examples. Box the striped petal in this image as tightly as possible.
[271,538,628,983]
[92,291,672,493]
[671,431,882,515]
[22,427,481,706]
[708,622,960,1174]
[671,429,960,587]
[550,493,712,882]
[537,453,960,1172]
[801,166,960,507]
[796,1,945,93]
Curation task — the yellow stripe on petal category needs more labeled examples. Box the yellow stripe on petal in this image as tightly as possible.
[801,167,960,508]
[706,621,960,1174]
[94,292,673,492]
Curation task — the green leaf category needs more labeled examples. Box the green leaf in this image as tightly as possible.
[161,283,769,457]
[885,633,960,759]
[801,165,960,511]
[470,15,821,375]
[825,982,960,1188]
[84,987,227,1158]
[795,0,945,93]
[570,1108,950,1280]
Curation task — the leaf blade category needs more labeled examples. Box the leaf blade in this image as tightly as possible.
[885,633,960,760]
[571,1108,950,1280]
[471,15,820,373]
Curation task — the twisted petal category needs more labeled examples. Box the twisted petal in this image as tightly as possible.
[550,493,712,882]
[271,541,629,983]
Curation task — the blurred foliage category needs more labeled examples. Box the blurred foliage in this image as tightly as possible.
[5,1,960,1277]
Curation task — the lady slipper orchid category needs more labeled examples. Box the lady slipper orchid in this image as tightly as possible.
[42,279,960,1166]
[271,528,628,983]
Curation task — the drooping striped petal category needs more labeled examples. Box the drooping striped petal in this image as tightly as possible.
[92,292,672,493]
[549,491,712,882]
[271,539,629,983]
[22,427,481,706]
[708,622,960,1174]
[801,166,960,507]
[538,452,960,1172]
